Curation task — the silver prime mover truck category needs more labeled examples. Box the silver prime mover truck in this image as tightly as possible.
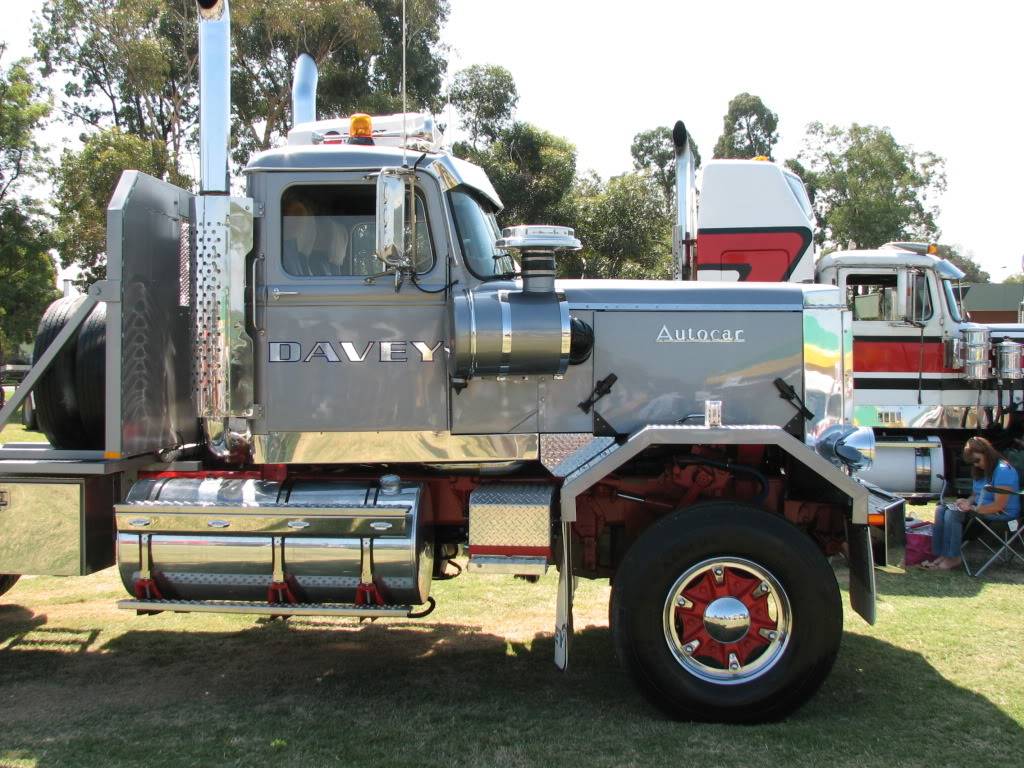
[0,0,900,723]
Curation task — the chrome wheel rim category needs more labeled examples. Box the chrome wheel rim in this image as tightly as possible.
[662,557,792,684]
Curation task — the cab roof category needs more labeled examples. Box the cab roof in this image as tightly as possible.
[817,247,966,280]
[244,143,503,210]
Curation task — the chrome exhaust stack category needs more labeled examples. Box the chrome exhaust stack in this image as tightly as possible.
[197,0,231,194]
[672,120,696,280]
[292,53,319,125]
[191,0,256,463]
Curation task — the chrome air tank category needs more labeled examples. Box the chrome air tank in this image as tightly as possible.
[856,436,944,496]
[116,475,432,604]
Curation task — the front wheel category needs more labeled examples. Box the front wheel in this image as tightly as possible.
[611,501,842,723]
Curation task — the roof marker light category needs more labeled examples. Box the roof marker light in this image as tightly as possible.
[349,113,374,144]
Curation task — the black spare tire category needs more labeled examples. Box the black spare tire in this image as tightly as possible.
[75,300,107,446]
[33,296,90,448]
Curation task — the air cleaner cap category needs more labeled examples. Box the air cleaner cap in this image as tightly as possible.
[495,225,581,252]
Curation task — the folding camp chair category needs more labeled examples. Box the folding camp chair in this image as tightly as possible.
[959,485,1024,577]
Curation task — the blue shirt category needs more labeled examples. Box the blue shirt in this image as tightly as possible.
[972,460,1021,521]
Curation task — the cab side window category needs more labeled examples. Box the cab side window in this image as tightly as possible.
[846,273,898,321]
[281,185,433,277]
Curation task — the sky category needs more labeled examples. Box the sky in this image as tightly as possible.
[4,1,1022,280]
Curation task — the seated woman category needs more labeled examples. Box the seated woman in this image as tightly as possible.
[926,436,1021,570]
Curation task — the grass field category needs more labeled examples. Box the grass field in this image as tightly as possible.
[0,389,46,445]
[1,536,1022,768]
[1,407,1022,766]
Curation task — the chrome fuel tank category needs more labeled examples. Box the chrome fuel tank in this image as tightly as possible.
[116,476,432,604]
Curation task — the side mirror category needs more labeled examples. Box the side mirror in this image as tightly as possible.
[376,168,408,268]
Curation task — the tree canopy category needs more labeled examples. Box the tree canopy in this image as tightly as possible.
[0,48,57,357]
[34,0,451,172]
[794,122,946,251]
[630,125,700,206]
[561,172,673,280]
[53,128,188,283]
[936,244,990,284]
[459,121,577,229]
[712,92,779,160]
[448,63,518,148]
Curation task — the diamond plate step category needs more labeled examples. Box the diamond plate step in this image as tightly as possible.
[118,599,413,618]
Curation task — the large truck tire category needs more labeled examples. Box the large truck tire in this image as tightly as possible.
[0,575,19,599]
[33,296,90,449]
[74,301,107,445]
[611,501,842,723]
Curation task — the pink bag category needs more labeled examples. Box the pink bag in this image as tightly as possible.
[905,521,934,566]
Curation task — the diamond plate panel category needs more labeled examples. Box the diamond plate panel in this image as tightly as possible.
[469,484,554,548]
[541,433,616,477]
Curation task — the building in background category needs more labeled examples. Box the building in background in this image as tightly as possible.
[960,283,1024,323]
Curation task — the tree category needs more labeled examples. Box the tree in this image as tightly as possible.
[794,122,946,250]
[449,64,518,148]
[936,244,990,284]
[34,0,199,172]
[53,128,188,283]
[0,48,58,357]
[1004,273,1024,285]
[630,125,701,206]
[34,0,451,171]
[0,205,58,357]
[459,121,577,229]
[712,92,779,160]
[560,172,673,280]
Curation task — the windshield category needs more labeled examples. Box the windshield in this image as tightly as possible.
[449,188,515,278]
[943,279,964,323]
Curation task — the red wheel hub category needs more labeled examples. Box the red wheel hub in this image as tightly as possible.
[675,566,778,669]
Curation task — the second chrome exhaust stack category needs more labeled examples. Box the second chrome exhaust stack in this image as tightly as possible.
[292,53,319,125]
[196,0,231,194]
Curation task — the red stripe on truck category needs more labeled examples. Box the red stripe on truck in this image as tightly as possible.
[853,340,957,373]
[467,545,551,558]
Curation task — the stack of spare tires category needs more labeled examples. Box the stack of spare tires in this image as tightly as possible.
[32,296,106,450]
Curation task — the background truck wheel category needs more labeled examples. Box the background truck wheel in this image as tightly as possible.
[21,392,36,430]
[610,501,842,723]
[0,575,19,599]
[32,296,90,449]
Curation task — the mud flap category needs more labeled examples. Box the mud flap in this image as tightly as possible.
[846,521,877,625]
[554,521,574,670]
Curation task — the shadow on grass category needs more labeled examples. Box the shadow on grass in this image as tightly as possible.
[0,607,1022,767]
[867,560,1024,599]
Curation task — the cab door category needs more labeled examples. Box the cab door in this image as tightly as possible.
[251,171,449,438]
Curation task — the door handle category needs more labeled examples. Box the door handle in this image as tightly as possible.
[250,255,263,330]
[272,288,299,300]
